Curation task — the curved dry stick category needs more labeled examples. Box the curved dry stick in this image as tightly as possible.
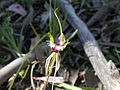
[52,0,120,90]
[31,63,36,89]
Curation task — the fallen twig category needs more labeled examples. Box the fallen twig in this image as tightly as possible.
[0,52,35,85]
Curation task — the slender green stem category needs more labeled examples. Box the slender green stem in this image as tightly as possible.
[30,23,39,36]
[54,8,63,35]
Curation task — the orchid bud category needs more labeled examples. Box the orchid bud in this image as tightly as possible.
[59,33,65,46]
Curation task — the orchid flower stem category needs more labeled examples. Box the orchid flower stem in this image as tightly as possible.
[67,29,78,41]
[54,8,63,35]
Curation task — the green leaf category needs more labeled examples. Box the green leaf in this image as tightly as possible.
[55,83,96,90]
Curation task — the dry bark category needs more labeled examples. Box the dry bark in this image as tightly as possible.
[52,0,120,90]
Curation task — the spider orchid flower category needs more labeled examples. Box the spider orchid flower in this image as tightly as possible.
[59,33,65,46]
[45,33,65,76]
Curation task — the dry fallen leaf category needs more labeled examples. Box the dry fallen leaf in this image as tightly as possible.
[33,76,65,83]
[6,3,27,16]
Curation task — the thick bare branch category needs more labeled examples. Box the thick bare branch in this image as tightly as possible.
[52,0,120,90]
